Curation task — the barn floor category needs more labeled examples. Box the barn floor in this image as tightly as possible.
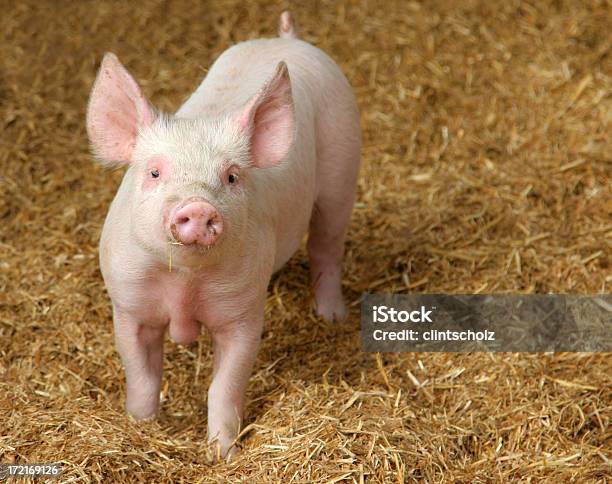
[0,0,610,482]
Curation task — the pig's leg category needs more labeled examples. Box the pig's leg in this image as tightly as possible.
[113,310,165,420]
[207,311,263,459]
[308,142,360,322]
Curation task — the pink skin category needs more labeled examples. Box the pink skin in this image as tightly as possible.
[88,12,360,460]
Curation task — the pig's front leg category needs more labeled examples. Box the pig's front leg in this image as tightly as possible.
[113,309,166,420]
[207,310,264,459]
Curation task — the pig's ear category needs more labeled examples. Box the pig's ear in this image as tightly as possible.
[86,53,156,166]
[236,61,294,168]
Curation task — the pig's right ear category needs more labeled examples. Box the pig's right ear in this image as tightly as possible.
[86,53,156,166]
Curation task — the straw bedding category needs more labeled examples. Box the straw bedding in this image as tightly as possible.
[0,0,610,482]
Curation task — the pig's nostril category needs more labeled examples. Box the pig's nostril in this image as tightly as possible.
[206,216,218,234]
[176,216,190,225]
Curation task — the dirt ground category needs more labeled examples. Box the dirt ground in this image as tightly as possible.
[0,0,610,482]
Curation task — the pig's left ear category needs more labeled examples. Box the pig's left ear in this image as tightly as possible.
[86,53,156,166]
[236,61,295,168]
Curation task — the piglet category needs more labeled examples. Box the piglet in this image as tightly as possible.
[86,12,360,459]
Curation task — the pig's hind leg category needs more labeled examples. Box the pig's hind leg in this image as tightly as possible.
[308,118,361,321]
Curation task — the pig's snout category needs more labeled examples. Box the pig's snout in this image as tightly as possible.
[170,200,223,247]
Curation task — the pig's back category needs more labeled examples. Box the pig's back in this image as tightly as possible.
[176,38,350,121]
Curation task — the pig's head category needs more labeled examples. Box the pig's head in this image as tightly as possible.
[87,53,294,265]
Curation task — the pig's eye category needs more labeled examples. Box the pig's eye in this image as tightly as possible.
[224,165,240,187]
[150,169,160,179]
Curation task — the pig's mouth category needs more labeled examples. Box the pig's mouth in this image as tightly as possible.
[168,224,220,252]
[165,230,219,271]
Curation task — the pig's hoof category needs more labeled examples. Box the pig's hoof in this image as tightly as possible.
[314,295,347,322]
[208,436,239,463]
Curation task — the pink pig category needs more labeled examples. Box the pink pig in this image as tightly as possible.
[86,12,360,458]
